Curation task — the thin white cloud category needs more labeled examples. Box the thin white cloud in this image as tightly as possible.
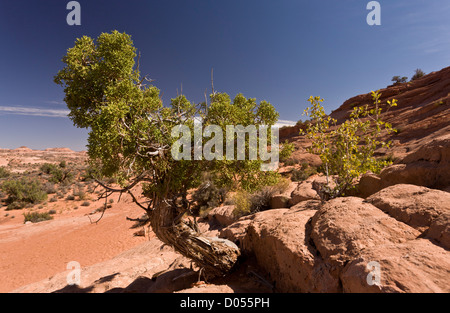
[274,119,297,128]
[0,106,70,118]
[43,100,65,105]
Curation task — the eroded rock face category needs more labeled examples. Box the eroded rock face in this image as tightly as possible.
[242,208,339,292]
[207,205,237,227]
[366,184,450,249]
[230,185,450,293]
[341,239,450,293]
[310,197,420,269]
[359,136,450,197]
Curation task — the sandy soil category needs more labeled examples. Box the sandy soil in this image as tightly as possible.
[0,192,147,293]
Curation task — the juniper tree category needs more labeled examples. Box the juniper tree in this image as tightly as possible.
[54,31,284,276]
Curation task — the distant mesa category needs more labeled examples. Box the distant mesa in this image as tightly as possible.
[44,148,75,153]
[13,146,33,152]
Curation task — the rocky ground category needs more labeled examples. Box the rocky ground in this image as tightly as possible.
[1,67,449,293]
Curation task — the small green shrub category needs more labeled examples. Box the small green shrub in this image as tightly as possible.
[6,201,26,211]
[23,211,53,223]
[411,69,425,81]
[2,178,47,205]
[301,92,397,198]
[392,76,408,84]
[40,163,58,174]
[44,183,57,194]
[74,188,88,200]
[0,167,11,178]
[232,184,283,218]
[232,191,252,218]
[279,140,295,162]
[66,195,75,201]
[40,163,74,184]
[291,164,318,182]
[81,201,90,207]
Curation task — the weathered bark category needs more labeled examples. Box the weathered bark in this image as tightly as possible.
[149,200,241,278]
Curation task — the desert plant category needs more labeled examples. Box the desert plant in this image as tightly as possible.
[44,182,57,194]
[291,164,318,182]
[54,30,288,277]
[23,211,53,223]
[0,167,11,178]
[391,76,408,84]
[73,188,88,200]
[279,140,295,162]
[301,92,397,198]
[411,68,425,81]
[232,184,280,218]
[81,201,90,207]
[41,162,74,184]
[2,178,47,205]
[6,201,26,211]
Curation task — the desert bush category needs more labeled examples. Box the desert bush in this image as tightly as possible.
[23,211,53,223]
[0,167,11,178]
[411,68,425,81]
[66,195,75,201]
[6,201,26,211]
[232,191,252,218]
[41,162,74,184]
[2,178,47,205]
[301,92,396,198]
[232,185,280,218]
[291,164,318,182]
[73,188,87,200]
[81,201,90,206]
[44,182,57,194]
[49,196,58,203]
[391,76,408,84]
[279,140,295,162]
[40,163,58,174]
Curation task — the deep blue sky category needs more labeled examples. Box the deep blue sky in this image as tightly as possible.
[1,0,449,151]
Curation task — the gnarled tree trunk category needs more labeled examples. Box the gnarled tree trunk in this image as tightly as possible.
[149,199,240,278]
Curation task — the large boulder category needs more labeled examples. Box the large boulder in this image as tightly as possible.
[379,136,450,190]
[341,239,450,293]
[206,205,237,227]
[310,197,420,269]
[242,208,339,292]
[366,184,450,249]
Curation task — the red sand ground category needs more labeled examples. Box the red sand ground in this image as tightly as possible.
[0,193,147,293]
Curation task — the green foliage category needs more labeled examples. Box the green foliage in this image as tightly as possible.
[411,68,425,81]
[23,211,53,223]
[231,178,290,218]
[279,140,295,162]
[391,76,408,84]
[40,163,74,184]
[2,178,47,205]
[55,30,284,209]
[6,201,26,211]
[291,164,318,182]
[232,187,274,218]
[0,167,11,178]
[301,92,397,198]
